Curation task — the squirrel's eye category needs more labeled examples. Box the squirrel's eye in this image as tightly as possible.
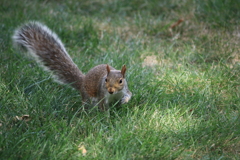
[105,78,108,82]
[119,79,122,84]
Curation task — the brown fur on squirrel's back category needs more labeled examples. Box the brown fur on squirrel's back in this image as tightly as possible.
[12,22,84,91]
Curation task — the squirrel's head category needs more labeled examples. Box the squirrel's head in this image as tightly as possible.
[105,64,127,94]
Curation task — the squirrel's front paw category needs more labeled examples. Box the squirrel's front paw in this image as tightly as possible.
[121,96,130,104]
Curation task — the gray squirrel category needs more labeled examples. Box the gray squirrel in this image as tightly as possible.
[12,21,132,110]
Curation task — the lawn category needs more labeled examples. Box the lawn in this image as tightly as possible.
[0,0,240,159]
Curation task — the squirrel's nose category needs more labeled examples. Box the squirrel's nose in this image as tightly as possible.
[108,87,115,94]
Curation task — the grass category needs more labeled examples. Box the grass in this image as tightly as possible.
[0,0,240,159]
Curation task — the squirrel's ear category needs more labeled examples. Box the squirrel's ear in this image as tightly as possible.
[106,64,111,74]
[121,65,127,78]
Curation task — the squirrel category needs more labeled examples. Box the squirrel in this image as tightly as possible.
[12,21,132,110]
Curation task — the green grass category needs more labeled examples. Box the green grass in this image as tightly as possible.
[1,0,240,159]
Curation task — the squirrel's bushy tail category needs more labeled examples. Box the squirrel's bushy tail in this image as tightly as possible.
[12,21,84,90]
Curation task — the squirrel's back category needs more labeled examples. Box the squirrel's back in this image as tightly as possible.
[12,22,84,90]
